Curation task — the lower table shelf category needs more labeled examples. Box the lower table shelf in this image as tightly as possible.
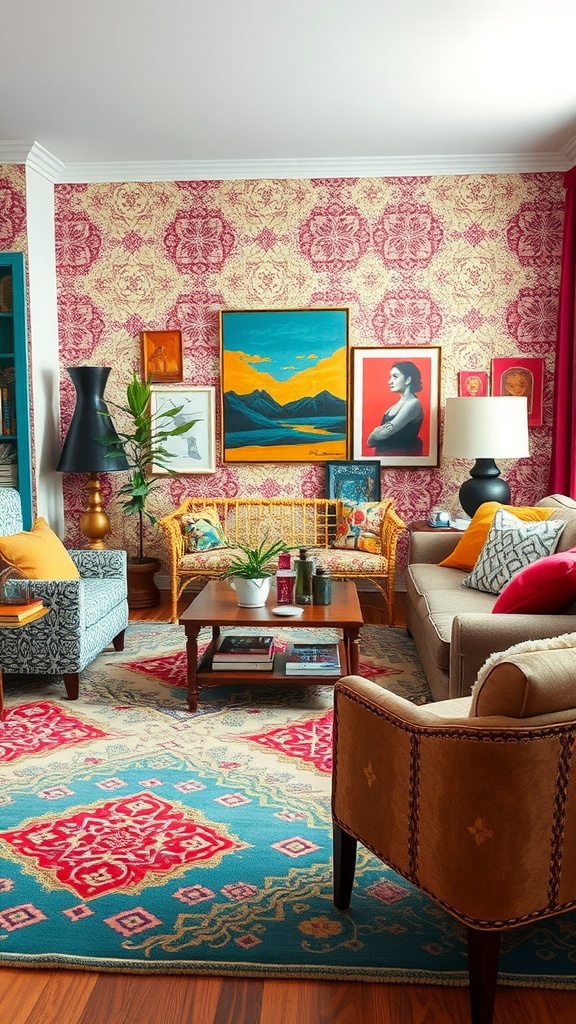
[196,639,347,684]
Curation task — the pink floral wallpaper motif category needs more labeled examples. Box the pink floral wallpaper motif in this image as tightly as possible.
[44,171,564,575]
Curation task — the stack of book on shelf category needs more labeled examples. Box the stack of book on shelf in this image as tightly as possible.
[0,442,17,486]
[212,634,275,671]
[285,642,341,676]
[0,598,45,625]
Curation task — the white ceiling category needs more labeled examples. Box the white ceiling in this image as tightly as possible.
[2,0,576,182]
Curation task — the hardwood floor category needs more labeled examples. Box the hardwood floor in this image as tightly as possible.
[2,589,575,1023]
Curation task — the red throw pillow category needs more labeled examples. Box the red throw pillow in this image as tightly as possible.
[492,547,576,614]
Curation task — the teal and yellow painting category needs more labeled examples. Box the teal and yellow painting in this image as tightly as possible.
[220,308,349,462]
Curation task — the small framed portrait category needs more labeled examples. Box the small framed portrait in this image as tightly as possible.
[141,330,184,383]
[458,370,489,397]
[352,346,441,467]
[491,357,544,426]
[149,386,216,474]
[325,461,381,503]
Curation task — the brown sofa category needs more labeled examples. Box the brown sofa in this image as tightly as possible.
[406,495,576,700]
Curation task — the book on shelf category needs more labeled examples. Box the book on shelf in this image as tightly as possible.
[0,599,45,623]
[211,659,275,672]
[285,642,341,675]
[213,634,275,662]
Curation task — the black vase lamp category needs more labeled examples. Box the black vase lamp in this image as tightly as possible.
[442,397,530,518]
[57,366,128,549]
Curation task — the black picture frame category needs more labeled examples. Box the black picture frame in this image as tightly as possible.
[325,460,381,503]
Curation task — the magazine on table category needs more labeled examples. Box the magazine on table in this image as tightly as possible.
[211,659,275,671]
[213,634,275,663]
[285,642,341,675]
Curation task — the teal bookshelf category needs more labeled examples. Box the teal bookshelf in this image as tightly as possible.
[0,252,33,529]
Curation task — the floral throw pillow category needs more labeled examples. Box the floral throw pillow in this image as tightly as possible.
[181,509,229,552]
[333,501,386,554]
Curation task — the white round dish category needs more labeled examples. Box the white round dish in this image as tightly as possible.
[271,605,304,617]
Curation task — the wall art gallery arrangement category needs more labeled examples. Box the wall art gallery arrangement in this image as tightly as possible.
[0,165,564,575]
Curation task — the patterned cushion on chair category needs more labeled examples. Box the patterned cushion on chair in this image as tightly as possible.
[181,509,229,552]
[332,501,388,554]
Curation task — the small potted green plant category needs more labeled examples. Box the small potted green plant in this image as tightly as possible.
[220,536,288,607]
[101,371,200,607]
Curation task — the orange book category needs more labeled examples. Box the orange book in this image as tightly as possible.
[0,599,44,621]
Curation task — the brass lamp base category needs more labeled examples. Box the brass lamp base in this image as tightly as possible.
[79,473,110,549]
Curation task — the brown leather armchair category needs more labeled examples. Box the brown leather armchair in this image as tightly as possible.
[331,636,576,1024]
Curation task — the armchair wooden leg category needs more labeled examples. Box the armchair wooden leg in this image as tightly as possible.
[333,822,357,910]
[63,673,79,700]
[467,926,501,1024]
[112,629,126,652]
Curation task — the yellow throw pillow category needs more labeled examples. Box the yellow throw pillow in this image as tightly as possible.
[0,518,80,580]
[439,503,554,572]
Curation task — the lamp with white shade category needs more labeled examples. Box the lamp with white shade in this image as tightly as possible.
[442,396,530,518]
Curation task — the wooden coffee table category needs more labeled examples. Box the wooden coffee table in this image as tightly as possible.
[179,580,364,712]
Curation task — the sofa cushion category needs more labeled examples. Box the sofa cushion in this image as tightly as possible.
[82,578,127,628]
[333,501,387,554]
[462,509,566,595]
[492,547,576,614]
[470,633,576,718]
[0,518,80,580]
[439,502,554,571]
[408,563,496,673]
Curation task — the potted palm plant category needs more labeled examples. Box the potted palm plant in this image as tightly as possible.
[102,372,201,608]
[220,536,288,607]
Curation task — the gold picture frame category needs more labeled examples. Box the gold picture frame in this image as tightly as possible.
[140,330,183,383]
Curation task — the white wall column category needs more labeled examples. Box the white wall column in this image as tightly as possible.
[25,157,64,536]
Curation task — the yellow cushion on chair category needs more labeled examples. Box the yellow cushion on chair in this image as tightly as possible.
[0,518,80,580]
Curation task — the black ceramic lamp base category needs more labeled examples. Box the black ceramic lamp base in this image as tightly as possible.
[458,458,510,518]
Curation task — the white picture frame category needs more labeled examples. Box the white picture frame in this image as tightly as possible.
[150,386,216,474]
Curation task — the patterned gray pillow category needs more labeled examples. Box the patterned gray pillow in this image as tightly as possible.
[462,508,567,594]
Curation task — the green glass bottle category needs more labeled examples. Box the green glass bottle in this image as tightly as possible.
[312,566,332,605]
[294,547,313,605]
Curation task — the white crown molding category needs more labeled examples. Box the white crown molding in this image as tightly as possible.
[58,152,570,183]
[25,142,66,182]
[562,134,576,167]
[0,142,571,183]
[0,141,65,182]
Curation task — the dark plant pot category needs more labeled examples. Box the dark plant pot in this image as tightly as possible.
[127,557,161,609]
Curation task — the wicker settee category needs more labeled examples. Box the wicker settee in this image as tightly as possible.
[157,496,405,625]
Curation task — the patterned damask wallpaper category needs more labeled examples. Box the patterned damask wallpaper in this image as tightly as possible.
[0,168,566,575]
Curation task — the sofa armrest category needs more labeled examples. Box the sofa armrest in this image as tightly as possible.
[408,530,463,565]
[449,612,576,698]
[69,548,127,578]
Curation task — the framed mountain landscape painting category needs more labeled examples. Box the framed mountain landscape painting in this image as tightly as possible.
[219,308,349,462]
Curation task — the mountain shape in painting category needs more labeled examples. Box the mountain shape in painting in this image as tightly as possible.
[224,389,346,449]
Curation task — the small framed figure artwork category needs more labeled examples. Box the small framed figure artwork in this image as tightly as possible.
[458,370,489,397]
[491,357,544,426]
[141,330,184,383]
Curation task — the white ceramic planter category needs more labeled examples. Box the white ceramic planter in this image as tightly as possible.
[229,577,271,607]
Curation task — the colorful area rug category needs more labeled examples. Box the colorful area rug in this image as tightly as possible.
[0,622,575,987]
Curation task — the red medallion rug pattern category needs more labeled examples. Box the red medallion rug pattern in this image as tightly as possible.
[1,623,575,989]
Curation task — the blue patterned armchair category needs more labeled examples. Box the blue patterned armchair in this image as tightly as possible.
[0,489,128,699]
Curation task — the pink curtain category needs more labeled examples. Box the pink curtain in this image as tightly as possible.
[549,166,576,495]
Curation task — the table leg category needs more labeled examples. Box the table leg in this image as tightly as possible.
[344,626,361,675]
[184,625,201,712]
